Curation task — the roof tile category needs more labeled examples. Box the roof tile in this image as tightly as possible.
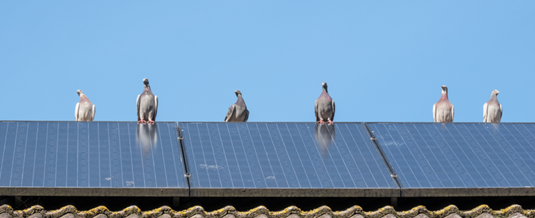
[1,204,534,218]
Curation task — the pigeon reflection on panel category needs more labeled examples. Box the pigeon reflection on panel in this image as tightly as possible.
[314,123,335,157]
[136,123,158,157]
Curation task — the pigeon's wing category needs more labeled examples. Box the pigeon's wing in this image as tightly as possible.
[244,109,249,122]
[225,105,236,122]
[91,105,96,121]
[136,94,141,121]
[498,104,503,122]
[331,100,335,121]
[432,104,436,122]
[483,102,488,122]
[75,103,80,121]
[153,95,158,121]
[314,99,319,121]
[451,105,455,121]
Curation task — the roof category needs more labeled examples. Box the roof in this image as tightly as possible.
[0,204,532,218]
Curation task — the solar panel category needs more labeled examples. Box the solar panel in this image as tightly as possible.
[367,123,535,197]
[0,121,188,197]
[179,122,399,197]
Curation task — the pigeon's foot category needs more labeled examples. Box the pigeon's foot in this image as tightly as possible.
[138,119,146,124]
[318,120,325,124]
[327,120,334,125]
[148,120,155,124]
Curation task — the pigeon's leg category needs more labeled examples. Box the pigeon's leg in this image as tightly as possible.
[138,119,146,124]
[148,111,155,124]
[318,114,324,124]
[327,120,334,125]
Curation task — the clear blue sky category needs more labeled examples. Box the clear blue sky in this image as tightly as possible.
[1,1,534,122]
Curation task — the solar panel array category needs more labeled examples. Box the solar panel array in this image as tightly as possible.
[0,121,188,196]
[367,123,535,196]
[179,122,398,197]
[2,121,535,198]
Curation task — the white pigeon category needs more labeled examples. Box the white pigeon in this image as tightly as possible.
[483,90,502,123]
[433,85,454,123]
[75,90,96,121]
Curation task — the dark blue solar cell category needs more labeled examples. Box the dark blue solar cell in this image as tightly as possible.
[0,121,187,192]
[180,122,398,196]
[367,123,535,189]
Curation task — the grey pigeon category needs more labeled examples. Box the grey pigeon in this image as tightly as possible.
[433,85,454,122]
[483,90,502,123]
[315,82,335,124]
[136,78,158,124]
[75,90,96,121]
[224,90,249,122]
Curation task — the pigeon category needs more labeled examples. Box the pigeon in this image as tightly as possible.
[136,78,158,124]
[315,82,335,124]
[483,90,502,123]
[224,90,249,122]
[75,90,96,121]
[433,85,454,123]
